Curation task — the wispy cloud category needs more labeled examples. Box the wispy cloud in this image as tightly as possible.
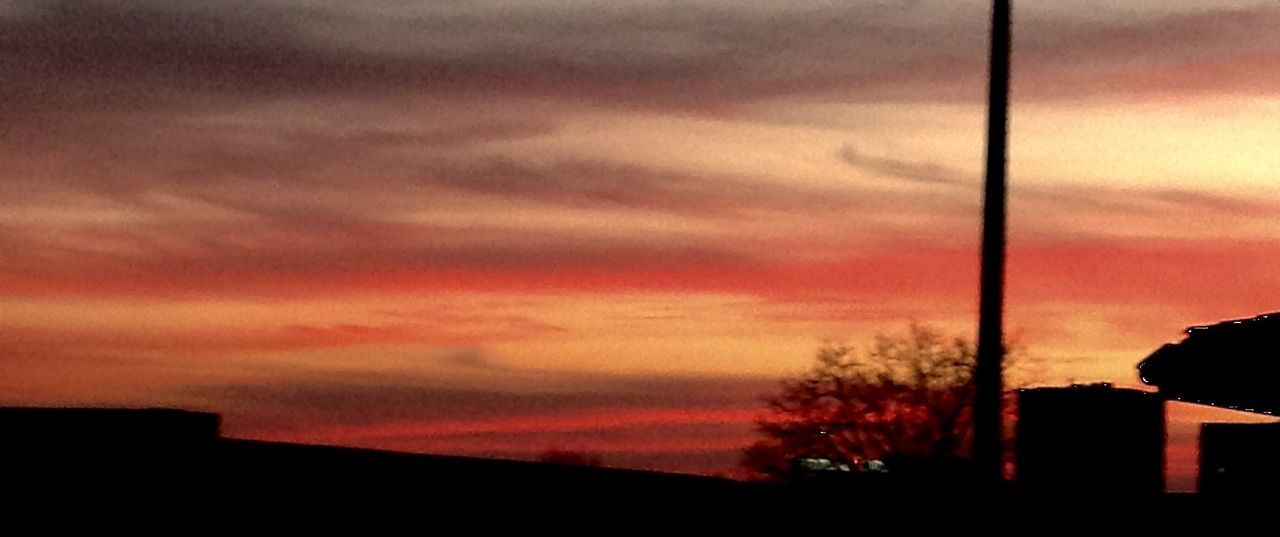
[839,145,973,186]
[179,370,773,433]
[6,0,1278,123]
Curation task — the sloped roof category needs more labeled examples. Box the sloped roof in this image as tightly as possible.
[1138,312,1280,415]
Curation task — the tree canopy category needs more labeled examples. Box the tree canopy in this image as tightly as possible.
[742,324,1028,481]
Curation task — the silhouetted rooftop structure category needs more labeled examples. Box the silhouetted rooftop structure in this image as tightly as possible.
[0,406,774,505]
[1016,384,1165,495]
[1139,311,1280,415]
[0,406,221,446]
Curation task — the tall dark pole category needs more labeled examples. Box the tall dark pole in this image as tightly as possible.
[975,0,1011,487]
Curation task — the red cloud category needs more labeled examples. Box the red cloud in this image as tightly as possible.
[1115,53,1280,99]
[254,407,763,443]
[0,315,566,355]
[5,236,1278,324]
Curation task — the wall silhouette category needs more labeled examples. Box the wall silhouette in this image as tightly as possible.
[1199,422,1280,495]
[1016,385,1165,495]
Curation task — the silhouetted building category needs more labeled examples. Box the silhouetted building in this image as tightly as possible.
[0,406,778,504]
[1016,384,1165,495]
[0,407,221,447]
[1139,311,1280,415]
[1199,422,1280,495]
[0,407,222,480]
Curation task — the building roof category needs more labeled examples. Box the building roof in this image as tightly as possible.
[1138,312,1280,415]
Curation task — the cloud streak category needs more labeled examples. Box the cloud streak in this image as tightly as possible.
[6,0,1279,124]
[173,369,775,473]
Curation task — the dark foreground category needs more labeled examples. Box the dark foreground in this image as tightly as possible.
[0,407,1259,522]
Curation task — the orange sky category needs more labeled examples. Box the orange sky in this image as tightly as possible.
[3,1,1280,491]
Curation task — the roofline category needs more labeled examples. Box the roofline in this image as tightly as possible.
[1185,311,1280,333]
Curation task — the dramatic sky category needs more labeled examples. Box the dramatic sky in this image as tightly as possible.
[3,0,1279,491]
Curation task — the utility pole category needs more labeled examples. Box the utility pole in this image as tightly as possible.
[974,0,1012,488]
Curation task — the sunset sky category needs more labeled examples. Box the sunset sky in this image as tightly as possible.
[3,0,1279,491]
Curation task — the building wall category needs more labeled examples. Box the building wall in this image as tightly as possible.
[1016,385,1165,495]
[1199,422,1280,495]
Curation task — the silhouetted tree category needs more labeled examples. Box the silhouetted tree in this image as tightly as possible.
[536,448,604,467]
[741,324,1030,481]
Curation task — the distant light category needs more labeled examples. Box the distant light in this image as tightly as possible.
[796,458,839,472]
